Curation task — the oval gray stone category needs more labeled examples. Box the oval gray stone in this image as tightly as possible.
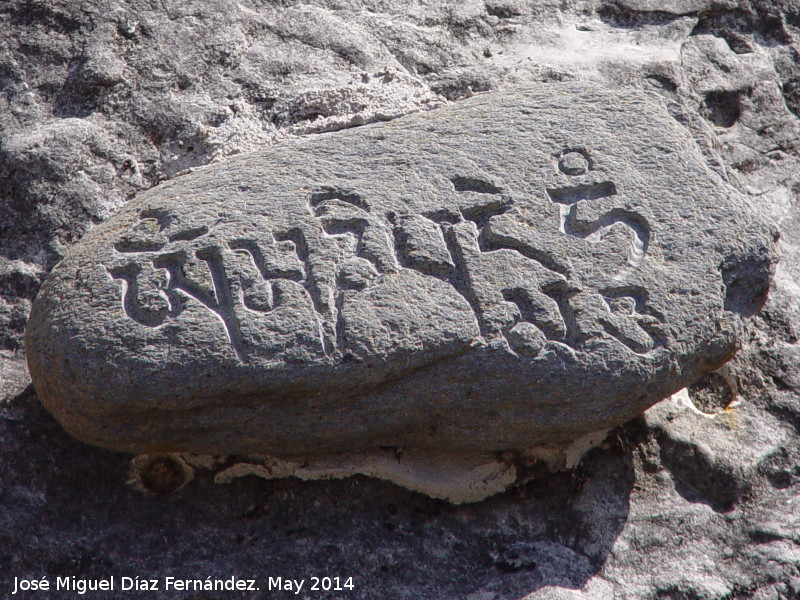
[26,84,777,456]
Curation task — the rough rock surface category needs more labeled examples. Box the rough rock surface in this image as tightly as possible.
[27,84,776,458]
[3,0,800,598]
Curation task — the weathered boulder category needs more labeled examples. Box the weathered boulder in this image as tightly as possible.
[26,84,776,456]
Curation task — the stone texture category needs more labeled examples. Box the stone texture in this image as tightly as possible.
[3,0,800,597]
[27,84,776,457]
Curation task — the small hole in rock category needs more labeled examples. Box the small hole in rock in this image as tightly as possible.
[138,455,190,495]
[688,372,734,414]
[704,90,743,128]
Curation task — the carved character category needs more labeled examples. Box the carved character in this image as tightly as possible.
[545,149,651,268]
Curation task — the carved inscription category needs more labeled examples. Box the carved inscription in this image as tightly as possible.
[546,149,651,267]
[106,149,663,361]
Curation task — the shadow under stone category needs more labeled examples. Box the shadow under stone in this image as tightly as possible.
[0,386,635,600]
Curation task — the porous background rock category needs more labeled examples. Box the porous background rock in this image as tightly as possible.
[2,1,800,598]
